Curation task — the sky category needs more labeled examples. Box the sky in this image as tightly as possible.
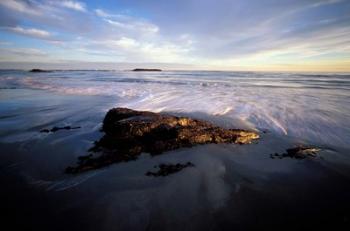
[0,0,350,71]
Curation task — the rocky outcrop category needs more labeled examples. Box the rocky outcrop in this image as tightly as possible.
[66,108,259,173]
[29,69,51,72]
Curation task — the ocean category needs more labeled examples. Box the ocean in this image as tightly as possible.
[1,70,350,230]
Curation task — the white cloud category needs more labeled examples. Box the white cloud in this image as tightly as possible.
[96,8,159,34]
[0,1,87,18]
[87,36,191,63]
[95,9,109,18]
[311,0,344,8]
[8,26,51,39]
[90,37,138,50]
[0,0,42,15]
[104,19,129,28]
[112,37,139,49]
[60,1,86,12]
[105,19,159,33]
[95,9,127,18]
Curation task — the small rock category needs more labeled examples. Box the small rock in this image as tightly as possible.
[145,162,195,177]
[286,146,320,159]
[271,146,321,159]
[40,126,81,133]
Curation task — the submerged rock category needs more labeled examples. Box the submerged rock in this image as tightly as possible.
[146,162,195,177]
[66,108,259,173]
[40,126,81,133]
[270,146,321,159]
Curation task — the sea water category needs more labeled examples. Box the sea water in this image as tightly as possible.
[0,70,350,230]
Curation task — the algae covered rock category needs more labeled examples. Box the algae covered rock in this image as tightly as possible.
[66,108,259,173]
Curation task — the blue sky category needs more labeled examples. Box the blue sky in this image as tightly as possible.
[0,0,350,71]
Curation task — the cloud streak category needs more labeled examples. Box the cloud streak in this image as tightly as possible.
[0,0,42,15]
[96,9,159,34]
[7,26,51,39]
[58,1,87,12]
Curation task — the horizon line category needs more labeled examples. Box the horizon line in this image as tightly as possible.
[1,68,349,74]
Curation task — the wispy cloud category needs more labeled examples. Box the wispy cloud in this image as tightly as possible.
[0,0,42,15]
[310,0,344,8]
[57,1,87,12]
[96,9,159,34]
[85,36,192,62]
[104,18,159,33]
[7,26,51,39]
[95,9,112,18]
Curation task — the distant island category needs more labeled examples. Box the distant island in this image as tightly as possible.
[132,68,162,72]
[29,69,51,73]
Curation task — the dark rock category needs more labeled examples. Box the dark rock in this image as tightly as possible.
[40,126,81,133]
[270,146,321,159]
[29,69,51,72]
[132,68,162,72]
[66,108,259,173]
[146,162,195,177]
[286,146,320,158]
[40,129,50,133]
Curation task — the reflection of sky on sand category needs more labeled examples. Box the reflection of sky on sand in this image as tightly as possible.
[12,137,348,230]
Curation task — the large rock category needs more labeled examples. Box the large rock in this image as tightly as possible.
[66,108,259,173]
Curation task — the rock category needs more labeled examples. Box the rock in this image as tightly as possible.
[65,108,259,173]
[29,69,51,72]
[286,146,320,159]
[132,68,162,72]
[146,162,195,177]
[270,146,321,159]
[40,126,81,133]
